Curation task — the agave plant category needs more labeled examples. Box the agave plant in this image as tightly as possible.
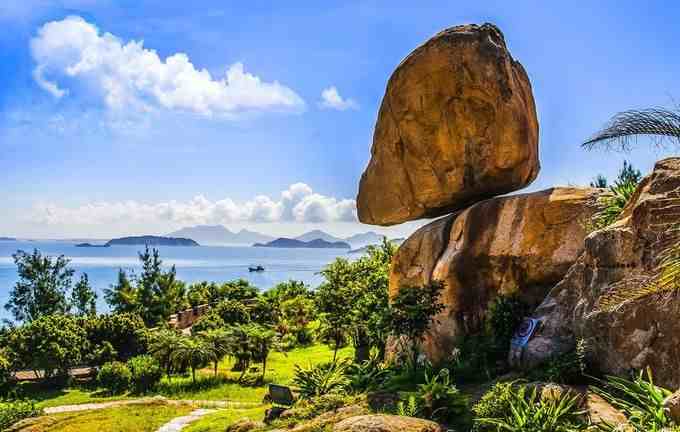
[583,107,680,151]
[592,368,675,432]
[292,360,350,399]
[475,385,587,432]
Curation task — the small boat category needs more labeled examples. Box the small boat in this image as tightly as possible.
[248,265,265,272]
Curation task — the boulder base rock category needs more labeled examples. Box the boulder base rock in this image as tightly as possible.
[390,187,602,362]
[333,415,442,432]
[358,23,539,226]
[522,158,680,389]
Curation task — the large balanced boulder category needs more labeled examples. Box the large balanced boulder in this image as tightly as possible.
[390,187,603,361]
[521,158,680,389]
[357,23,539,225]
[334,415,442,432]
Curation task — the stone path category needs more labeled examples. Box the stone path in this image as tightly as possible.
[43,397,258,414]
[155,409,217,432]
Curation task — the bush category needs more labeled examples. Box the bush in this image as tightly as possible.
[292,360,350,399]
[487,295,530,347]
[415,368,468,426]
[190,312,226,335]
[346,354,392,393]
[593,368,674,431]
[472,381,516,432]
[528,340,588,385]
[214,300,250,325]
[0,400,42,430]
[127,355,162,394]
[97,361,132,394]
[474,385,586,431]
[85,313,148,362]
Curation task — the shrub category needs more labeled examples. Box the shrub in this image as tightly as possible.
[85,313,148,362]
[214,300,250,325]
[396,395,419,417]
[528,340,588,385]
[474,385,586,431]
[190,312,226,335]
[97,361,132,394]
[6,314,86,378]
[346,354,391,393]
[415,368,468,426]
[593,368,674,431]
[0,400,42,430]
[487,295,530,347]
[472,381,516,432]
[292,360,350,399]
[127,355,162,394]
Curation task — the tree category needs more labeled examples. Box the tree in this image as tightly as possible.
[317,259,356,361]
[279,295,315,344]
[389,281,445,375]
[197,329,230,377]
[220,279,259,302]
[244,324,279,381]
[7,314,86,378]
[170,336,216,384]
[85,313,148,362]
[225,325,254,381]
[582,107,680,151]
[590,174,608,188]
[5,249,74,322]
[148,329,183,378]
[136,247,187,326]
[71,273,97,317]
[104,269,138,314]
[591,160,643,229]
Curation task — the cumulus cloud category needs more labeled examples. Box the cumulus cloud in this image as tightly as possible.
[319,86,358,111]
[31,183,357,226]
[30,16,305,116]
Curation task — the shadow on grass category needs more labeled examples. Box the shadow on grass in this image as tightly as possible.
[154,373,269,398]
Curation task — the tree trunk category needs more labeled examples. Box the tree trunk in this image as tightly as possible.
[333,336,340,362]
[192,366,196,384]
[353,328,370,363]
[262,356,267,382]
[214,360,218,377]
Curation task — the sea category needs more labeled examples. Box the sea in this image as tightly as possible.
[0,240,350,321]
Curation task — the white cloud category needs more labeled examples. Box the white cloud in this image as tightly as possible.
[30,16,305,116]
[30,183,357,226]
[319,86,358,111]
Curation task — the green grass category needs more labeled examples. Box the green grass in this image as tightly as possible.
[183,406,270,432]
[16,343,353,409]
[13,403,194,432]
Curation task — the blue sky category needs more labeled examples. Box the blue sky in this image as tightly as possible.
[1,0,678,239]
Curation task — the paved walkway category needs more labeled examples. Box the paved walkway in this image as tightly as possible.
[155,409,217,432]
[43,397,259,414]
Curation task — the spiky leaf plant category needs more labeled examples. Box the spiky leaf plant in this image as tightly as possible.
[583,108,680,151]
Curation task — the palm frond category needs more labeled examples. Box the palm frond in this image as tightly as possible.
[583,108,680,151]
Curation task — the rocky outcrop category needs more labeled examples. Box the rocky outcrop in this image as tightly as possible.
[357,23,539,226]
[333,415,442,432]
[390,187,603,361]
[521,158,680,388]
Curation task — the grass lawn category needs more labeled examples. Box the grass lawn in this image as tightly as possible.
[19,343,354,409]
[183,406,270,432]
[13,403,194,432]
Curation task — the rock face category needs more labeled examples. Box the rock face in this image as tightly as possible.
[333,415,442,432]
[357,23,539,226]
[390,187,603,361]
[521,158,680,389]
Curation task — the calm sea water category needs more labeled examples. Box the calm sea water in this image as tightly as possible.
[0,240,349,320]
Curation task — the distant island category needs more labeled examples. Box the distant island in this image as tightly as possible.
[105,236,200,247]
[0,237,16,241]
[347,237,405,254]
[254,237,351,249]
[75,243,109,248]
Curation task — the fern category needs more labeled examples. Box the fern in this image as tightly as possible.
[397,395,419,417]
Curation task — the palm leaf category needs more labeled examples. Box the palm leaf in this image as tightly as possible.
[583,108,680,151]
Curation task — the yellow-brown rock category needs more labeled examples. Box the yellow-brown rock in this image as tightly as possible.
[357,23,539,225]
[389,187,602,362]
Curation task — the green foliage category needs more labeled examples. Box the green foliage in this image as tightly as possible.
[71,273,97,317]
[593,369,675,432]
[191,311,226,335]
[415,368,468,425]
[590,174,608,188]
[0,399,42,430]
[148,329,183,377]
[242,324,279,380]
[397,395,419,417]
[317,259,357,359]
[292,360,350,399]
[5,249,74,322]
[6,314,86,378]
[127,355,162,394]
[104,269,138,314]
[475,385,587,432]
[97,361,132,394]
[528,341,588,385]
[279,295,315,347]
[84,313,148,362]
[472,381,516,432]
[488,295,530,348]
[389,281,445,374]
[591,161,642,230]
[214,300,251,325]
[171,336,216,384]
[346,354,391,393]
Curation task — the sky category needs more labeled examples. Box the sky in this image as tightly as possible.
[0,0,679,240]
